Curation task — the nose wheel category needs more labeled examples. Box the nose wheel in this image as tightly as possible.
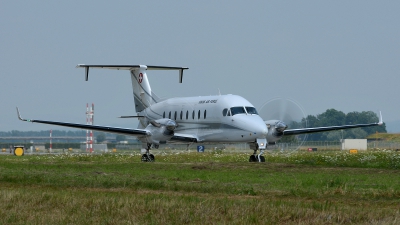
[249,149,265,162]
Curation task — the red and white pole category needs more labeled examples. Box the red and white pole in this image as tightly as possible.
[86,103,89,152]
[90,103,94,153]
[85,103,95,153]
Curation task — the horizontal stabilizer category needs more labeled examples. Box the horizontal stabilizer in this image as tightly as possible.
[76,64,188,82]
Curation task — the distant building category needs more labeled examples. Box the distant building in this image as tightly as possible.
[341,139,367,150]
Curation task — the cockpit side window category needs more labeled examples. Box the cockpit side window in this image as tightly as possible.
[222,108,228,116]
[245,107,258,115]
[230,107,246,116]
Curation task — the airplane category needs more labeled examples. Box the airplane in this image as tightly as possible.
[17,64,383,162]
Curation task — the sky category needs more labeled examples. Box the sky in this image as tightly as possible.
[1,1,399,132]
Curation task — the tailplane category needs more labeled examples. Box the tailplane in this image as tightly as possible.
[77,64,188,112]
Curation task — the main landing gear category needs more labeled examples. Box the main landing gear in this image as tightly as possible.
[249,149,265,162]
[141,143,157,162]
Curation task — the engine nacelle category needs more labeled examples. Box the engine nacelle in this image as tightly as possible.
[144,118,177,144]
[264,120,288,144]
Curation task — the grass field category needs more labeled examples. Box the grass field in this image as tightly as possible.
[0,150,399,224]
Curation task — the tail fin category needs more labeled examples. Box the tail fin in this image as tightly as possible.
[130,66,155,112]
[77,64,188,113]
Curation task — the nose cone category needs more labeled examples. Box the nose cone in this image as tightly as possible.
[248,116,268,136]
[260,123,269,136]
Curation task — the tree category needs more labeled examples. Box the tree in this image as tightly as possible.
[280,134,298,143]
[317,108,346,126]
[298,109,386,141]
[116,135,126,142]
[326,131,342,141]
[302,115,323,141]
[345,111,386,137]
[346,128,368,139]
[96,133,106,143]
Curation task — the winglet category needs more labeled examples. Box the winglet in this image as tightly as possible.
[378,111,383,125]
[16,107,28,121]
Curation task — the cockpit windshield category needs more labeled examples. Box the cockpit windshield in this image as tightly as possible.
[245,107,258,115]
[230,107,246,116]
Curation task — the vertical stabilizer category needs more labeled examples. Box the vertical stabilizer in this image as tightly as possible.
[130,65,156,112]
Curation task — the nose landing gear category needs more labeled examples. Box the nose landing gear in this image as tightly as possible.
[249,139,267,162]
[249,149,265,162]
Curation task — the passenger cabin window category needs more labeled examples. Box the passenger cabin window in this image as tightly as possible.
[230,107,246,116]
[204,110,207,119]
[174,111,177,120]
[222,108,228,116]
[245,107,258,115]
[198,110,200,119]
[163,112,165,118]
[169,111,171,119]
[180,111,183,120]
[186,110,189,120]
[192,110,195,119]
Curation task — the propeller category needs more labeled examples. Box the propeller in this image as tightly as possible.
[258,97,308,151]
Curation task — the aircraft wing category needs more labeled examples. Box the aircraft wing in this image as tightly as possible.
[284,122,382,135]
[283,112,383,136]
[16,108,149,137]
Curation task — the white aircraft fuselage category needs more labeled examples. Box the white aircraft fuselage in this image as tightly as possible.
[141,94,268,143]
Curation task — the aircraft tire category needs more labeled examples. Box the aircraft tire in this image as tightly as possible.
[148,154,155,162]
[141,154,155,162]
[249,155,257,162]
[141,154,149,162]
[259,156,265,162]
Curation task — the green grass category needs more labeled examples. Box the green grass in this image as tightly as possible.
[0,151,399,224]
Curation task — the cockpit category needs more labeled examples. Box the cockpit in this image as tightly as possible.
[222,106,258,116]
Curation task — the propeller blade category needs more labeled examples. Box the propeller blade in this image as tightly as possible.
[259,97,308,151]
